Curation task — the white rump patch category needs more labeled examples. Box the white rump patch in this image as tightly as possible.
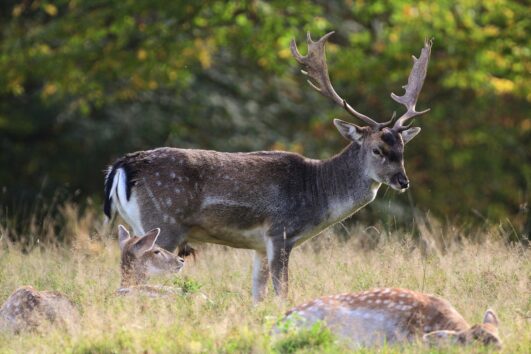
[111,168,145,236]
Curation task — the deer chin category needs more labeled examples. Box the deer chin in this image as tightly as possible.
[388,182,408,193]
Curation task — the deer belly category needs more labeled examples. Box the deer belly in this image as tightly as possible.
[187,224,268,251]
[286,307,408,347]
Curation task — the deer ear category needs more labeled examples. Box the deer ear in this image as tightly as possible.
[134,228,161,254]
[118,224,130,251]
[401,127,421,144]
[483,309,499,328]
[333,119,365,144]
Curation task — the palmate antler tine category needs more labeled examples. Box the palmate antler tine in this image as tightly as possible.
[290,31,382,128]
[391,38,433,131]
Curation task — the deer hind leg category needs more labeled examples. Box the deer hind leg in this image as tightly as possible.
[267,238,293,299]
[252,251,270,303]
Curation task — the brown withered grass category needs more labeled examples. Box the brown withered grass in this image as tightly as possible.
[0,205,529,353]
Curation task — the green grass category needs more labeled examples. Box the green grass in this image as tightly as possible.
[0,211,529,353]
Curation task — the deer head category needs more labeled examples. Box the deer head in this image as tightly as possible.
[291,32,432,192]
[118,225,184,287]
[423,309,502,348]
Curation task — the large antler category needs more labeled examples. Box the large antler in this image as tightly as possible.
[391,38,433,131]
[290,32,391,129]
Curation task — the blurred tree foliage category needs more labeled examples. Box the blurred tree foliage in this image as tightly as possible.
[0,0,529,233]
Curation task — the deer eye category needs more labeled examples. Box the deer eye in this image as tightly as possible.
[372,149,382,156]
[153,250,161,255]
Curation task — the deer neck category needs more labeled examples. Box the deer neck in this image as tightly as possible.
[315,143,381,222]
[120,264,147,288]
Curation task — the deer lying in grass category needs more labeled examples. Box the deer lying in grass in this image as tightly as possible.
[279,288,501,349]
[116,225,186,297]
[104,32,433,302]
[0,286,78,334]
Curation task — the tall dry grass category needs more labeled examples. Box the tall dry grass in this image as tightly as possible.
[0,205,529,353]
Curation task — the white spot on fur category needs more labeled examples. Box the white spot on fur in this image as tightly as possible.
[170,172,176,179]
[201,196,252,209]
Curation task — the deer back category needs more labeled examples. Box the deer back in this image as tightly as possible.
[280,288,498,348]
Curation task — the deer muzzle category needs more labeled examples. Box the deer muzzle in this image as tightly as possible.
[392,172,410,190]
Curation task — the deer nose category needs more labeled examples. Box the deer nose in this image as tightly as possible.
[394,173,409,189]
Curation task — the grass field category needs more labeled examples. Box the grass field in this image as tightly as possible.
[0,209,529,353]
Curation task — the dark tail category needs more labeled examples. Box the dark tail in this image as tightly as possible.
[103,165,117,219]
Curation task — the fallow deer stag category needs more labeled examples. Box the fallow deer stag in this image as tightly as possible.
[278,288,501,348]
[104,32,433,302]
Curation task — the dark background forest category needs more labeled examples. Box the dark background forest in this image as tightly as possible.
[0,0,529,238]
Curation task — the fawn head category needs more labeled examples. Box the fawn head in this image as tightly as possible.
[291,32,432,192]
[118,225,184,286]
[423,309,501,348]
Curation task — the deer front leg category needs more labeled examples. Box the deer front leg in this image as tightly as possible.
[268,239,293,299]
[252,251,270,303]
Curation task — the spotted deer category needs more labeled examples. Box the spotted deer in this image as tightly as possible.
[116,225,185,297]
[0,286,79,333]
[280,288,501,348]
[104,32,433,302]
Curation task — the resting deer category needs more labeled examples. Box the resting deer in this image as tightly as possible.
[0,286,79,333]
[104,32,433,302]
[280,288,501,349]
[116,225,185,297]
